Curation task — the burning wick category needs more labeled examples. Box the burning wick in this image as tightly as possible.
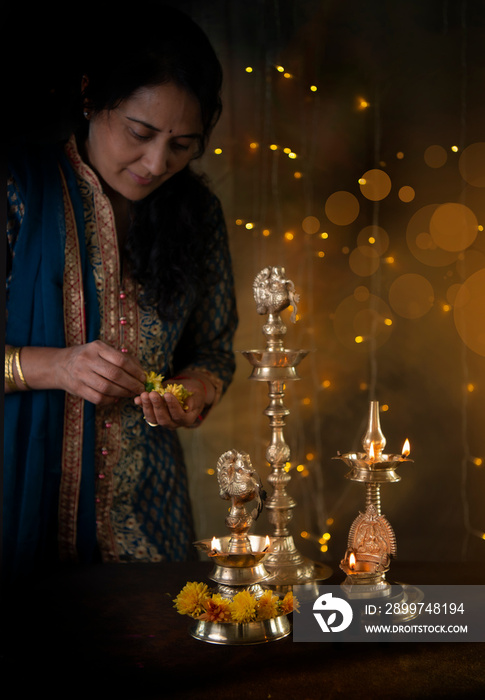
[402,438,411,458]
[210,537,220,556]
[349,552,356,571]
[262,535,271,553]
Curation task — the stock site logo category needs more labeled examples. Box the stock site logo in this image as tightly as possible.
[313,592,353,633]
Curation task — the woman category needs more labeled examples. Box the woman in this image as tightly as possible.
[4,5,237,581]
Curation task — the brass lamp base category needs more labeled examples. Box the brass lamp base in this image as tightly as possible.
[263,535,333,591]
[189,615,291,645]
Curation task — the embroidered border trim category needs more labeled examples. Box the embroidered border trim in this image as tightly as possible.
[58,165,86,561]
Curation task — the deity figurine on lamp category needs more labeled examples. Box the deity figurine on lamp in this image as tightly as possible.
[217,448,266,552]
[253,266,300,340]
[340,504,397,589]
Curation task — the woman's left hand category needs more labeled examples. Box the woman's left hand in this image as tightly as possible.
[134,376,212,429]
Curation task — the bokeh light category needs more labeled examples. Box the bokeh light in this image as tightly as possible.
[453,268,485,357]
[325,191,360,225]
[458,142,485,187]
[357,225,389,255]
[429,202,478,252]
[398,186,415,202]
[388,274,435,319]
[349,245,380,276]
[359,169,392,201]
[406,204,458,267]
[333,292,393,350]
[302,215,321,234]
[424,145,448,168]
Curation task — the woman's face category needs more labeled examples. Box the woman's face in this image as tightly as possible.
[85,82,203,201]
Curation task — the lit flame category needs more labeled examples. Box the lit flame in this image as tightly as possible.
[265,535,271,549]
[349,552,356,570]
[402,439,410,456]
[368,442,375,461]
[210,537,220,551]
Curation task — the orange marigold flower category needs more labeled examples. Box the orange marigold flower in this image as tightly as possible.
[255,590,279,620]
[279,591,299,615]
[199,594,232,622]
[230,589,257,623]
[173,581,210,617]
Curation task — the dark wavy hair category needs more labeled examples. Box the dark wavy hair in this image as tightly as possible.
[77,4,224,319]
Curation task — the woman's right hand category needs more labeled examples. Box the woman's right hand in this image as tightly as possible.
[11,341,146,405]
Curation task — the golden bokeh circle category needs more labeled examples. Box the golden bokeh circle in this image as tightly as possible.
[354,285,370,302]
[398,186,415,202]
[325,191,360,225]
[357,225,389,255]
[429,202,478,252]
[406,204,458,267]
[424,145,447,168]
[388,273,435,319]
[333,293,393,350]
[359,169,392,201]
[453,268,485,357]
[415,232,435,250]
[458,142,485,187]
[349,246,380,277]
[302,215,321,234]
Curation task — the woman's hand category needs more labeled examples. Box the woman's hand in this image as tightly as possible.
[134,374,214,429]
[18,341,146,404]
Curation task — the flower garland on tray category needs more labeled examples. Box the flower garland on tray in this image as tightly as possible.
[173,581,299,623]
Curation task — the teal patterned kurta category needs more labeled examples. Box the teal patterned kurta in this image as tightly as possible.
[6,136,237,571]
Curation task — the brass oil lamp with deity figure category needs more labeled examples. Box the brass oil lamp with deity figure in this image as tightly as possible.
[334,400,411,595]
[190,449,292,644]
[333,401,423,622]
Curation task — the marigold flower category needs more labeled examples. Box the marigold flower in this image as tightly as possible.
[278,591,299,615]
[145,371,164,393]
[255,590,279,620]
[144,371,193,410]
[199,594,233,622]
[163,383,193,410]
[230,589,258,623]
[173,581,210,617]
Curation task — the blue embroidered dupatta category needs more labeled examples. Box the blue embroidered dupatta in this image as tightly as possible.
[4,145,100,581]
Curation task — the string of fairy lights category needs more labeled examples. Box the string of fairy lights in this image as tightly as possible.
[191,13,485,561]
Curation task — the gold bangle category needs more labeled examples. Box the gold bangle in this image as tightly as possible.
[4,346,17,391]
[14,347,30,389]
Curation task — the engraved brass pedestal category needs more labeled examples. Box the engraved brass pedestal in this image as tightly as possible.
[242,267,332,589]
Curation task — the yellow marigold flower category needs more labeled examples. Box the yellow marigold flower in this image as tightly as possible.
[199,594,232,622]
[255,590,279,620]
[230,589,258,623]
[163,383,193,410]
[278,591,299,615]
[173,581,210,617]
[144,371,164,393]
[144,370,193,410]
